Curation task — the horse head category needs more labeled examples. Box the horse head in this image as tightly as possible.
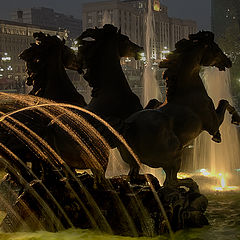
[189,31,232,71]
[117,27,144,60]
[19,32,79,94]
[76,24,143,71]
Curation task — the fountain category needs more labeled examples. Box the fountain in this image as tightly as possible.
[186,68,240,191]
[0,24,239,239]
[0,93,209,238]
[143,0,162,106]
[140,0,164,184]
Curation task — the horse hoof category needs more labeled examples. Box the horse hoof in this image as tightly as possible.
[232,113,240,125]
[232,120,240,125]
[231,119,240,125]
[212,137,222,143]
[212,131,221,143]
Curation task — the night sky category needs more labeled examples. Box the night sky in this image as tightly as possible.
[0,0,211,30]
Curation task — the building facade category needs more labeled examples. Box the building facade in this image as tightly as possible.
[11,7,82,38]
[82,0,197,100]
[82,0,197,52]
[0,19,67,93]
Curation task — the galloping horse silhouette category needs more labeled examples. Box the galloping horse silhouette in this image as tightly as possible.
[19,32,87,107]
[77,24,143,120]
[119,31,240,186]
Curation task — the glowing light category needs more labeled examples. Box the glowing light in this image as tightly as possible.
[70,46,78,51]
[219,173,226,188]
[140,53,146,61]
[153,0,160,11]
[211,172,239,192]
[162,50,170,54]
[200,168,211,176]
[177,172,192,179]
[2,57,11,61]
[125,57,131,62]
[74,40,78,45]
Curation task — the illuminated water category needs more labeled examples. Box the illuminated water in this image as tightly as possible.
[0,192,239,240]
[192,68,240,187]
[0,81,239,239]
[0,93,173,237]
[143,0,161,106]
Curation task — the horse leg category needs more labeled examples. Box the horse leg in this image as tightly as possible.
[163,158,181,187]
[211,100,232,142]
[92,168,106,189]
[212,100,240,142]
[128,163,140,184]
[163,159,199,192]
[225,103,240,125]
[144,99,163,109]
[215,99,240,125]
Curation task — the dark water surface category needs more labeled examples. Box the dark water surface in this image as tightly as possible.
[0,192,239,240]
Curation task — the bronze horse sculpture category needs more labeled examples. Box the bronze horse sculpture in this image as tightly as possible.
[19,32,87,107]
[119,31,240,186]
[76,24,143,120]
[0,26,145,183]
[0,29,235,234]
[20,25,144,121]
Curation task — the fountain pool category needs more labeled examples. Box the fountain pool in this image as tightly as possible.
[0,192,239,240]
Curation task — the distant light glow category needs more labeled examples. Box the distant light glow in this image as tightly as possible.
[200,168,211,176]
[70,46,78,51]
[2,57,11,61]
[139,53,146,61]
[177,172,192,179]
[153,0,160,11]
[162,50,170,54]
[125,57,131,62]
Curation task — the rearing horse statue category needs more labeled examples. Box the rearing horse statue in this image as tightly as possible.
[19,32,87,107]
[119,31,240,186]
[76,24,143,120]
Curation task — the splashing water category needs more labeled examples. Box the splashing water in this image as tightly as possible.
[102,10,112,26]
[0,93,173,237]
[143,0,162,106]
[192,68,240,190]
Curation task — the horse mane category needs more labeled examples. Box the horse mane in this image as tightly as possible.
[77,24,119,64]
[19,32,67,95]
[159,31,215,100]
[20,32,65,62]
[76,25,120,91]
